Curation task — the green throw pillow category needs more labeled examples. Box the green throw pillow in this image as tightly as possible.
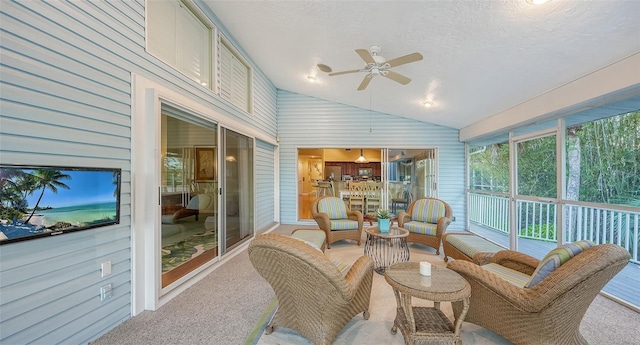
[525,240,595,288]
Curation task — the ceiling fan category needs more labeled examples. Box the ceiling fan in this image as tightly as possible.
[328,45,423,91]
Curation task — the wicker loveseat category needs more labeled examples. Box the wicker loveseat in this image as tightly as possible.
[397,197,452,254]
[311,196,363,248]
[447,242,631,345]
[248,233,374,345]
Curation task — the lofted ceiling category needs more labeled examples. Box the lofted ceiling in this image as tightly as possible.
[202,1,640,130]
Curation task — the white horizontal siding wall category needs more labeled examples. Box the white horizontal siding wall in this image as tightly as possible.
[277,91,466,230]
[0,1,277,344]
[255,139,277,232]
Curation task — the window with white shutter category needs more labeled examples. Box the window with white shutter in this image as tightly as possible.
[219,37,252,114]
[146,0,212,89]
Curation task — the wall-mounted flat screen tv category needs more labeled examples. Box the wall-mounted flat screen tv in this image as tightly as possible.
[0,164,121,245]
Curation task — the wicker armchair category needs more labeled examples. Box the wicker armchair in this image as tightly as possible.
[248,233,374,345]
[311,196,363,248]
[447,243,631,345]
[398,197,452,254]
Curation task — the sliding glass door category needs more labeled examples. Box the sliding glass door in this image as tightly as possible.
[158,108,255,286]
[160,105,218,288]
[387,149,438,214]
[220,128,254,253]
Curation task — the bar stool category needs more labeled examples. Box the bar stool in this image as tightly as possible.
[392,190,412,213]
[316,181,334,197]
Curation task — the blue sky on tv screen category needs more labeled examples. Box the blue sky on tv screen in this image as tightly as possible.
[22,169,117,208]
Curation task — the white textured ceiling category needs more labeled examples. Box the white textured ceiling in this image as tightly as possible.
[202,0,640,129]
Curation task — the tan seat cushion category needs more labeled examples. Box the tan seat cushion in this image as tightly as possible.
[481,263,531,288]
[445,234,504,258]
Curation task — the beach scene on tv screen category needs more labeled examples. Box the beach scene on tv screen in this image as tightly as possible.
[0,167,119,242]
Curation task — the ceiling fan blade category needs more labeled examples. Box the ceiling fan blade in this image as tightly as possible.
[356,49,375,64]
[328,69,363,76]
[384,70,412,85]
[357,75,373,91]
[386,52,423,68]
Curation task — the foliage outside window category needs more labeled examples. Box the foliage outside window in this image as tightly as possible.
[469,142,509,193]
[163,149,186,192]
[517,135,557,199]
[566,110,640,207]
[469,111,639,207]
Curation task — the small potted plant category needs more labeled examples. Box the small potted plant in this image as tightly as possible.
[376,209,391,233]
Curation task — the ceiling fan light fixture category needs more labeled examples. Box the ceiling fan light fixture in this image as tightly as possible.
[423,100,435,108]
[355,149,369,163]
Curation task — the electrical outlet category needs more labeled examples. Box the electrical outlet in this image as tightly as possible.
[100,284,113,301]
[101,261,112,277]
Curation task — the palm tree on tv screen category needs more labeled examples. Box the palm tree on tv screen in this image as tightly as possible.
[0,169,33,216]
[15,172,39,211]
[25,169,71,223]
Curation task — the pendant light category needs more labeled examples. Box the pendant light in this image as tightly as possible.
[355,149,369,163]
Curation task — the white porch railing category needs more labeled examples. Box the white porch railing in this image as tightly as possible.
[468,192,639,263]
[468,193,510,233]
[565,203,639,263]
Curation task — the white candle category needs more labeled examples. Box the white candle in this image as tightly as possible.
[420,262,432,276]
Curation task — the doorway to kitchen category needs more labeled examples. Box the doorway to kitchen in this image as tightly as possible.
[297,148,381,220]
[297,148,437,220]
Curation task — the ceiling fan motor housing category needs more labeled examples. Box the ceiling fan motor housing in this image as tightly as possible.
[370,45,386,64]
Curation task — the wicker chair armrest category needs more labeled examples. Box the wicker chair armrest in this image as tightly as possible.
[347,209,363,223]
[435,216,452,237]
[313,212,331,234]
[447,260,539,312]
[472,252,496,265]
[397,212,410,227]
[343,256,374,299]
[492,250,540,275]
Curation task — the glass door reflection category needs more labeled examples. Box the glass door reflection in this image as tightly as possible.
[221,128,254,254]
[160,106,218,288]
[387,149,438,214]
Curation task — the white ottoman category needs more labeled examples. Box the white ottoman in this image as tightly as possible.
[291,229,327,252]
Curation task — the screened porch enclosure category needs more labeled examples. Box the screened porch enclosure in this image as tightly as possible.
[466,107,640,310]
[468,192,640,308]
